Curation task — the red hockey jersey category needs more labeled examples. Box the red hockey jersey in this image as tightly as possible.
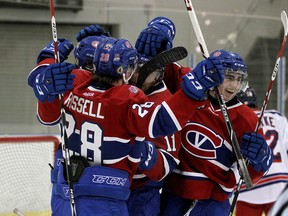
[164,95,265,201]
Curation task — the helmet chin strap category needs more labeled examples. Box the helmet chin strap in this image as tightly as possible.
[123,69,135,84]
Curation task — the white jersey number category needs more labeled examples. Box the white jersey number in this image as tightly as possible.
[63,113,102,165]
[132,102,154,118]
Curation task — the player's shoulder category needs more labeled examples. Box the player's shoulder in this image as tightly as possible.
[107,84,148,103]
[72,68,93,87]
[166,62,181,71]
[262,109,288,123]
[72,68,92,77]
[236,103,259,122]
[232,103,259,135]
[147,83,172,103]
[263,109,284,117]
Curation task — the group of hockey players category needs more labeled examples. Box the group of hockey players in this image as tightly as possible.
[27,16,288,216]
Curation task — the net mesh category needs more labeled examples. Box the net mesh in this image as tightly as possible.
[0,135,59,216]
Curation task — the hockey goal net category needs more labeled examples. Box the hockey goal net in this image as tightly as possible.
[0,135,60,216]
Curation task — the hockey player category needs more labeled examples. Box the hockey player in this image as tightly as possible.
[125,16,185,216]
[73,18,183,216]
[28,31,110,215]
[27,35,225,215]
[236,87,288,216]
[127,54,182,216]
[160,50,273,216]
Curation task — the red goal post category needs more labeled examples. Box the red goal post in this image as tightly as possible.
[0,135,60,216]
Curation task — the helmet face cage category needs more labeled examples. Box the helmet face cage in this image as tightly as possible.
[212,50,248,92]
[74,35,107,71]
[224,69,248,92]
[94,38,138,78]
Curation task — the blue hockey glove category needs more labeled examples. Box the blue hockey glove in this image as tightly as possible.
[181,56,224,100]
[33,62,76,102]
[139,141,158,170]
[135,16,176,57]
[76,24,111,42]
[240,132,273,172]
[28,66,48,88]
[37,38,74,64]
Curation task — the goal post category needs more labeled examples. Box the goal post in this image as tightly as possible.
[0,135,60,216]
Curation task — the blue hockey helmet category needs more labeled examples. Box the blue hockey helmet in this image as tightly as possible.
[210,49,248,91]
[74,35,108,71]
[210,50,247,74]
[237,86,258,108]
[210,49,247,73]
[93,37,138,78]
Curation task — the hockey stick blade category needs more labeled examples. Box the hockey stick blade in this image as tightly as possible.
[136,46,188,88]
[281,11,288,36]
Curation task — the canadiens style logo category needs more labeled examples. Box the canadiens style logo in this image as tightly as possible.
[182,122,223,159]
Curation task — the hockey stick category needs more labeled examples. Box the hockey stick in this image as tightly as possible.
[230,10,288,216]
[183,0,253,189]
[136,46,188,88]
[229,10,288,216]
[49,1,77,215]
[255,11,288,132]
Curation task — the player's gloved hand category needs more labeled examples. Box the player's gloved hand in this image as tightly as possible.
[76,24,111,42]
[135,16,176,57]
[33,63,76,102]
[37,38,74,64]
[181,56,224,100]
[138,141,158,170]
[240,132,273,172]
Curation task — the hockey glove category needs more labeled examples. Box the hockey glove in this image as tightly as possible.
[139,141,158,170]
[76,24,111,42]
[37,38,74,64]
[33,62,76,102]
[240,132,273,172]
[135,16,176,57]
[181,56,224,100]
